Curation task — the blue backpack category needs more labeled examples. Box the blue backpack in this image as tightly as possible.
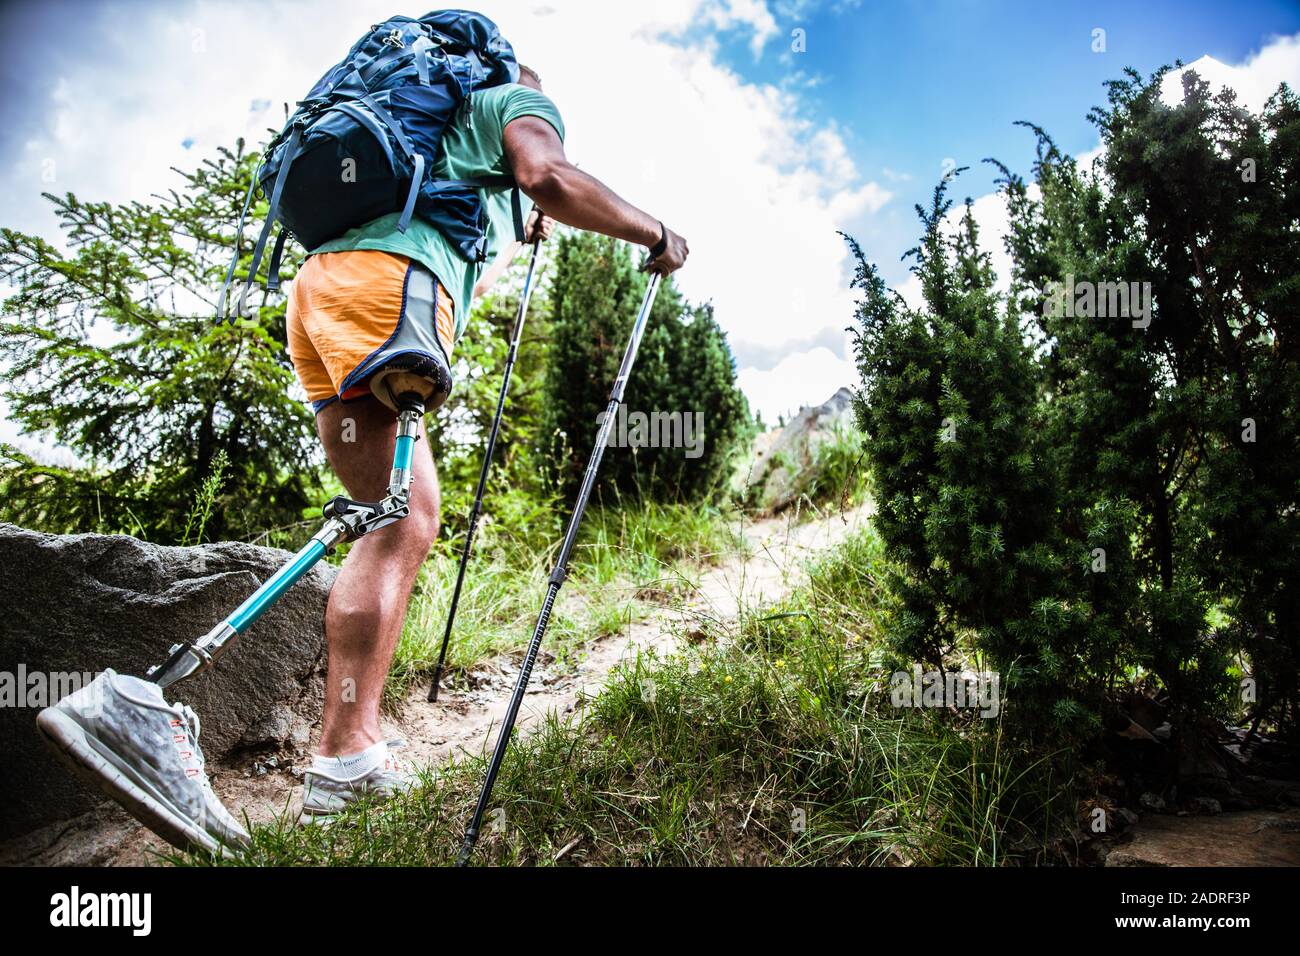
[218,9,525,321]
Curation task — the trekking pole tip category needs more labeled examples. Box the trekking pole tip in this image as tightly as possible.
[427,667,442,703]
[455,836,476,867]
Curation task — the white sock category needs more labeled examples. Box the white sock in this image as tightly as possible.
[314,740,388,780]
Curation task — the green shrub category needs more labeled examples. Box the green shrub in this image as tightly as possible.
[849,66,1299,749]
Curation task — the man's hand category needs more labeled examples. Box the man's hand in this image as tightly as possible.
[525,208,555,243]
[644,225,688,275]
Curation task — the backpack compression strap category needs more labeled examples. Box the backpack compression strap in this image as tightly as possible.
[354,84,425,234]
[215,171,260,322]
[455,174,526,245]
[235,123,302,321]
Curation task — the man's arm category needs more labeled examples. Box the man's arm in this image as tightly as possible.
[503,115,688,274]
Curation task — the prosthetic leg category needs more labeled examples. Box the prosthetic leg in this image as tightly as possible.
[146,375,435,690]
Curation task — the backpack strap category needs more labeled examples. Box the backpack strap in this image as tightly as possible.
[266,227,289,293]
[236,123,302,320]
[410,36,433,85]
[355,84,423,233]
[510,184,524,243]
[216,171,260,322]
[448,175,526,243]
[401,154,425,232]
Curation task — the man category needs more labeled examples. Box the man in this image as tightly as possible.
[37,63,688,854]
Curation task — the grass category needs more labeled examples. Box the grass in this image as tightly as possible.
[189,527,1072,867]
[383,494,742,701]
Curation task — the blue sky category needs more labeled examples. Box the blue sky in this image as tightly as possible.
[1,0,1298,437]
[711,0,1300,287]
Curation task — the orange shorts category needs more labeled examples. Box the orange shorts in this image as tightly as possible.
[286,250,455,412]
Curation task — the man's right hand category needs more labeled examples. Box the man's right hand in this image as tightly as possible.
[646,225,688,275]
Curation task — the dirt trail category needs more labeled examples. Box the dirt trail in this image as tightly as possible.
[20,503,871,866]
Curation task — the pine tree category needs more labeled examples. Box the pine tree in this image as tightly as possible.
[0,142,320,542]
[850,177,1093,738]
[854,65,1299,746]
[541,231,750,502]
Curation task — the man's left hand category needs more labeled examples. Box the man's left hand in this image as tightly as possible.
[525,208,556,242]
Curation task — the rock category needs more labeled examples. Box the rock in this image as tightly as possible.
[289,714,313,750]
[239,704,295,750]
[1106,810,1300,866]
[1118,719,1160,743]
[1116,808,1141,827]
[744,387,859,512]
[0,804,140,867]
[1139,791,1167,812]
[0,523,337,843]
[1120,691,1166,734]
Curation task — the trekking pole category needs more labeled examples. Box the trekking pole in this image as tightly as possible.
[456,271,662,866]
[428,239,542,703]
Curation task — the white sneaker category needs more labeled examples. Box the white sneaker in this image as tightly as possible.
[36,668,250,857]
[298,740,419,825]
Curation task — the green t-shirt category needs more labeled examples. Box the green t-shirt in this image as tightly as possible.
[309,84,565,340]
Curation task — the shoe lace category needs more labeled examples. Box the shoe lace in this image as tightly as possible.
[169,702,210,787]
[383,738,409,774]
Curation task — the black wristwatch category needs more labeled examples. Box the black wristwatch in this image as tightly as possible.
[649,221,667,259]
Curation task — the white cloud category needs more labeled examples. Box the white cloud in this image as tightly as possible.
[895,271,923,312]
[737,345,856,424]
[704,0,781,57]
[1,0,888,432]
[1160,39,1300,112]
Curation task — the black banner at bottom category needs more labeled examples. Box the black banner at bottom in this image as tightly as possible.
[0,864,1285,940]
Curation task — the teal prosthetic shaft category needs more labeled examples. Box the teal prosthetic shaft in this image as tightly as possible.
[148,395,426,689]
[393,433,415,473]
[227,537,332,633]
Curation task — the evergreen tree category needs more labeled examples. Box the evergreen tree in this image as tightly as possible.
[850,178,1095,738]
[0,142,321,542]
[854,65,1298,746]
[542,231,750,502]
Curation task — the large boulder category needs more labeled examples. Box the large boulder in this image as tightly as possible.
[744,387,858,512]
[0,523,337,841]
